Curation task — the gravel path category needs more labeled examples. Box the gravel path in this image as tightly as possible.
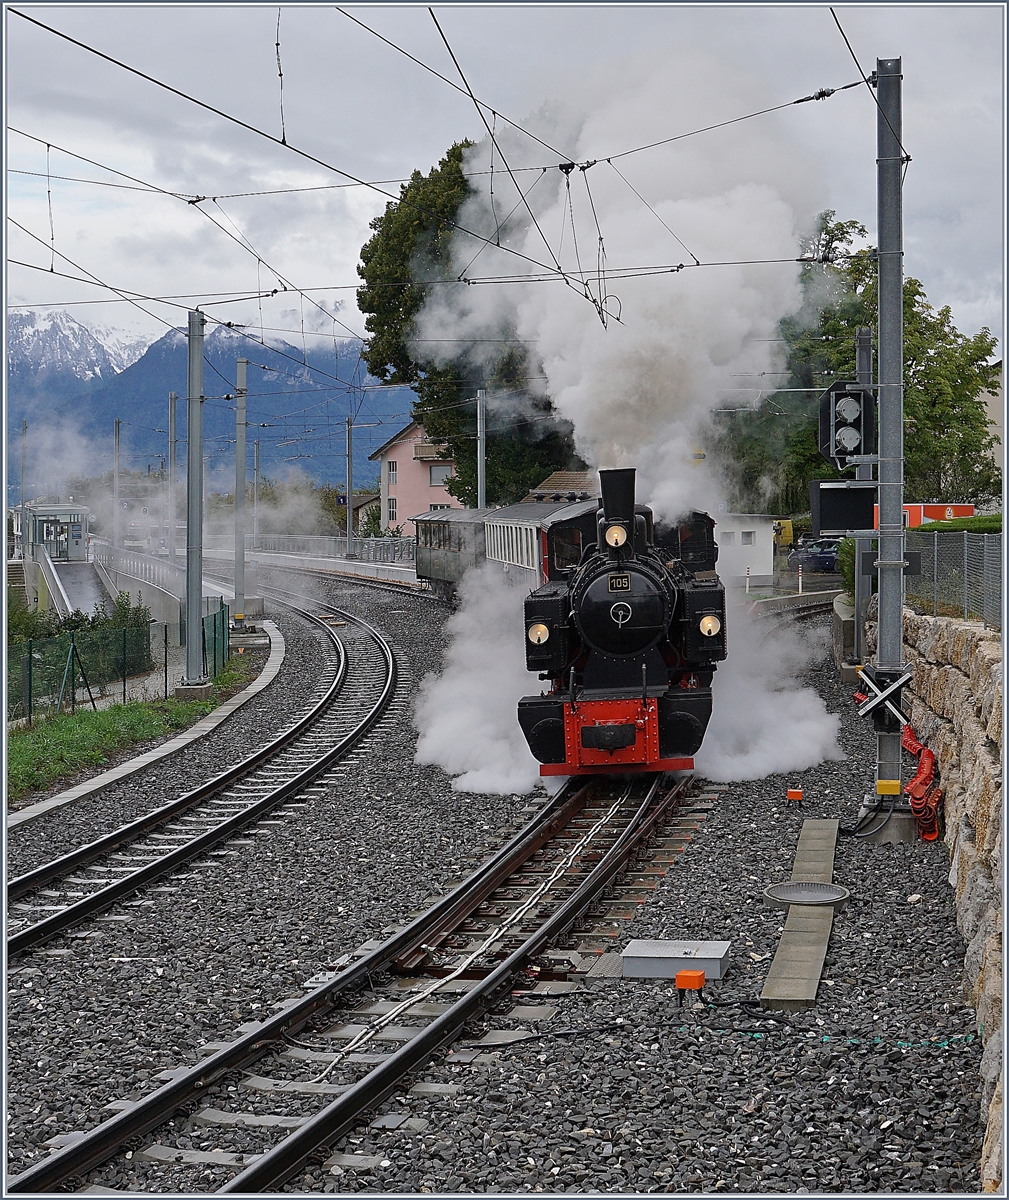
[5,584,982,1193]
[6,603,330,878]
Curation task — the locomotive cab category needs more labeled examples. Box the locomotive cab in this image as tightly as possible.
[518,469,726,777]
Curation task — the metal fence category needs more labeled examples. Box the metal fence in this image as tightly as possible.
[905,530,1002,630]
[239,535,412,561]
[92,538,186,600]
[8,625,153,723]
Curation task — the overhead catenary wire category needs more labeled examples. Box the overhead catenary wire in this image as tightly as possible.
[829,7,912,169]
[275,7,287,145]
[7,8,588,296]
[601,77,863,163]
[427,7,568,287]
[334,6,573,162]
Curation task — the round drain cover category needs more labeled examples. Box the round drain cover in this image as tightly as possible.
[763,882,850,911]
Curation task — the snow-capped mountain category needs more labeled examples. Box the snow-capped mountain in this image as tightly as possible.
[7,309,151,382]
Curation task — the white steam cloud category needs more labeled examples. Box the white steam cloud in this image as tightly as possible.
[414,564,541,795]
[412,49,843,792]
[696,600,843,781]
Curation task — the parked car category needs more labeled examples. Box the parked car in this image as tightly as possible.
[787,539,841,572]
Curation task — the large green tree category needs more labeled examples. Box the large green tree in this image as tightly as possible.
[710,211,1001,512]
[357,143,580,506]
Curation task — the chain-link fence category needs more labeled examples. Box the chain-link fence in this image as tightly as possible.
[905,530,1002,630]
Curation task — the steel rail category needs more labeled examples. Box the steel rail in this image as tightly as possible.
[221,774,688,1193]
[4,779,588,1194]
[7,604,394,956]
[8,605,344,903]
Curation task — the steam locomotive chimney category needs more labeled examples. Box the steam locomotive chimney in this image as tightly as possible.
[598,468,636,557]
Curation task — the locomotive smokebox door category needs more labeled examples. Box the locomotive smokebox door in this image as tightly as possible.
[524,585,570,674]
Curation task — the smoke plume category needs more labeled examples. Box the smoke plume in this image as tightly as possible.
[414,564,541,795]
[412,49,844,792]
[696,600,843,781]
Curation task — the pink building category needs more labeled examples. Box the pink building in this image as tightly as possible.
[368,421,462,535]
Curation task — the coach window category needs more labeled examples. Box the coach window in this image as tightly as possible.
[552,526,582,571]
[430,463,452,486]
[388,460,397,484]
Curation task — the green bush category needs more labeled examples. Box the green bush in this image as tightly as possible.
[837,537,879,601]
[918,514,1001,534]
[837,538,855,599]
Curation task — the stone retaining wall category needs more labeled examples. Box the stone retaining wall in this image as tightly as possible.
[865,604,1003,1190]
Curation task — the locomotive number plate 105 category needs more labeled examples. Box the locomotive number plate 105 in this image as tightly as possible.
[608,573,631,592]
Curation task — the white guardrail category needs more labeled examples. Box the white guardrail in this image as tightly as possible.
[202,533,416,563]
[91,538,187,601]
[33,543,74,618]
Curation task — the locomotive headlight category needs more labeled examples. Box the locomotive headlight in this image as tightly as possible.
[698,614,721,637]
[604,523,628,548]
[527,622,551,645]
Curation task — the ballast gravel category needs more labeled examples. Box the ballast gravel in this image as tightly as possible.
[6,604,329,878]
[5,584,984,1194]
[5,573,527,1184]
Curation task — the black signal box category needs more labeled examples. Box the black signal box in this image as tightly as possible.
[810,480,878,537]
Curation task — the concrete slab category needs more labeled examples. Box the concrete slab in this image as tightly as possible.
[139,1144,260,1168]
[760,819,840,1012]
[193,1108,305,1129]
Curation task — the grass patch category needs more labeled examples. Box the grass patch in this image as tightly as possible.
[7,648,265,804]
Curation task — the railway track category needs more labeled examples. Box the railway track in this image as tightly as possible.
[6,599,395,958]
[6,772,701,1194]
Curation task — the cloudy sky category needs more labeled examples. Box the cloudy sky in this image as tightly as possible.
[5,2,1004,357]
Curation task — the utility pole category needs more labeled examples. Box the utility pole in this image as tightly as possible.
[20,419,27,559]
[182,310,207,689]
[872,57,906,804]
[476,388,487,510]
[234,358,247,628]
[113,418,121,549]
[168,392,177,562]
[346,415,354,556]
[253,439,260,546]
[854,326,873,661]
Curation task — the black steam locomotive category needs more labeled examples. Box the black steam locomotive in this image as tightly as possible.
[517,468,726,777]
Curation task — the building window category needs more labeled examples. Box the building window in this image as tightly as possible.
[741,530,755,546]
[388,460,397,484]
[722,531,735,545]
[430,503,451,510]
[430,463,452,486]
[387,498,397,522]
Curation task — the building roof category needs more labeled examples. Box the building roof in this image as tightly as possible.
[413,507,496,525]
[368,420,420,462]
[486,499,597,525]
[523,470,599,502]
[351,492,379,512]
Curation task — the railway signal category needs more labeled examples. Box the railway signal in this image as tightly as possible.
[817,379,875,469]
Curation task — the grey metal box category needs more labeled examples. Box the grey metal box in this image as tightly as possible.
[621,939,731,980]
